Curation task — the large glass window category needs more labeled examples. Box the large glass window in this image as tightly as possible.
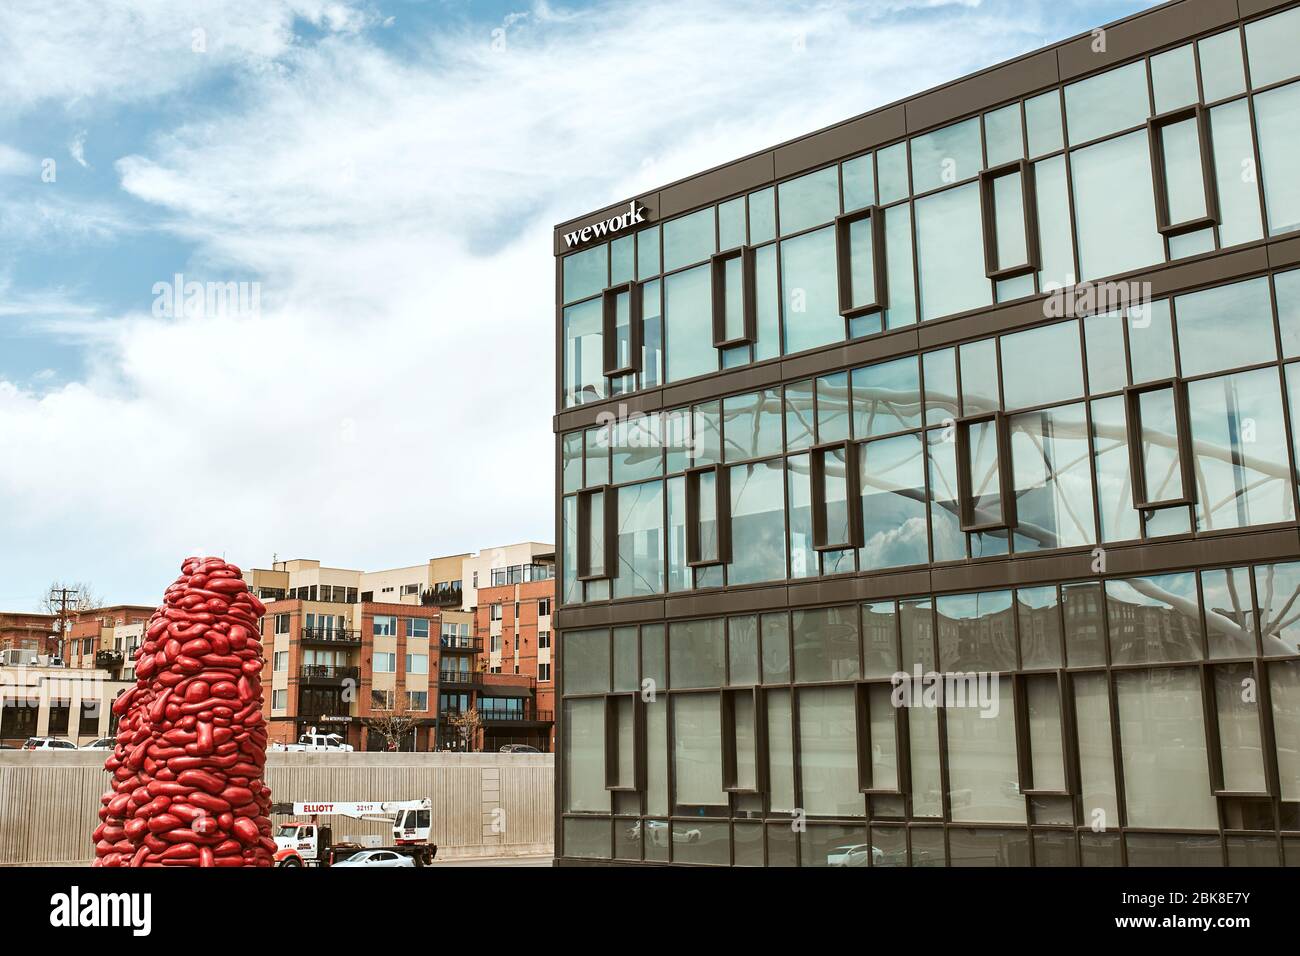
[563,297,605,407]
[1188,368,1293,532]
[797,686,861,817]
[1254,80,1300,237]
[673,693,725,812]
[915,182,990,321]
[664,264,713,383]
[910,117,981,194]
[859,432,929,570]
[564,698,608,812]
[1009,403,1095,552]
[613,480,664,599]
[1070,130,1163,280]
[1115,667,1218,829]
[1064,61,1149,144]
[726,459,787,586]
[778,167,839,236]
[781,226,841,354]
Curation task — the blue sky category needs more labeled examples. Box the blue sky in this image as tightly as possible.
[0,0,1154,610]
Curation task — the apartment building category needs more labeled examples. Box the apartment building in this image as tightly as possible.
[470,550,556,752]
[64,605,153,677]
[553,0,1300,866]
[247,548,556,751]
[0,612,57,656]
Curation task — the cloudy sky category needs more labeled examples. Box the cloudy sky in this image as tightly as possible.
[0,0,1152,610]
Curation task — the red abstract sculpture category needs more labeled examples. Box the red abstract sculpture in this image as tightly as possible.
[93,557,276,867]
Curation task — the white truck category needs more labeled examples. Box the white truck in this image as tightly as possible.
[271,732,355,752]
[270,799,437,867]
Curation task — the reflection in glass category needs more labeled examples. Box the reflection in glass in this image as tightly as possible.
[1071,131,1164,281]
[727,459,788,586]
[1201,566,1258,659]
[1106,573,1203,664]
[1010,402,1096,552]
[778,166,840,236]
[1000,321,1083,411]
[916,182,991,321]
[798,686,862,817]
[663,207,715,272]
[664,264,713,383]
[859,433,929,570]
[1116,667,1218,829]
[1017,586,1062,668]
[910,117,981,194]
[936,590,1015,671]
[1188,368,1293,531]
[1255,81,1300,237]
[946,680,1024,823]
[781,226,841,354]
[1064,61,1150,144]
[853,356,922,437]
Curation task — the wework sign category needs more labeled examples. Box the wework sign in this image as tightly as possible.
[563,201,650,249]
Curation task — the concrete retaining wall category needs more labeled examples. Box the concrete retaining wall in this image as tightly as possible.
[0,751,554,865]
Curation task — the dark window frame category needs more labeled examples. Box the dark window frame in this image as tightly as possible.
[604,692,645,792]
[709,246,758,349]
[1202,659,1276,799]
[978,158,1040,280]
[810,439,863,551]
[855,680,911,796]
[1012,670,1079,798]
[602,281,643,378]
[1146,104,1220,238]
[685,464,732,567]
[1123,378,1195,510]
[954,411,1016,532]
[577,485,617,581]
[722,685,768,794]
[834,205,888,320]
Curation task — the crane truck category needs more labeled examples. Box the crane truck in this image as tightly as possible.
[270,798,437,867]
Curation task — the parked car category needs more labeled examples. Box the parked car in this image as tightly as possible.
[626,820,700,847]
[81,737,117,750]
[826,844,883,867]
[499,744,540,753]
[331,849,416,868]
[21,737,78,750]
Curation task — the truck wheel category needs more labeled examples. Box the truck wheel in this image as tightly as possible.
[279,857,301,868]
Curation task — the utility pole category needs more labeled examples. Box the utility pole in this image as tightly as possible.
[49,586,79,662]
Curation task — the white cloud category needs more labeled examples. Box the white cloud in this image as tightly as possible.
[0,0,370,111]
[68,131,88,169]
[0,143,35,176]
[0,0,1100,605]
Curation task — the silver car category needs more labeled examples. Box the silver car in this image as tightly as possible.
[333,849,416,868]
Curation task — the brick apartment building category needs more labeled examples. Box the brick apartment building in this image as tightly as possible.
[64,605,154,677]
[0,612,57,657]
[259,596,443,751]
[471,554,556,752]
[246,545,556,752]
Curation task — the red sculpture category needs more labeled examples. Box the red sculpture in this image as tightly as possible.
[93,557,276,867]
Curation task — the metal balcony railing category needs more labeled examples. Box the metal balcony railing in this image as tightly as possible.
[300,627,361,645]
[439,637,484,654]
[298,664,359,681]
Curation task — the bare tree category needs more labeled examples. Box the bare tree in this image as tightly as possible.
[361,693,418,752]
[447,708,483,752]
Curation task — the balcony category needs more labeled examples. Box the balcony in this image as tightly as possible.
[439,637,483,654]
[480,708,553,724]
[95,650,124,669]
[299,664,359,684]
[437,671,483,687]
[300,627,361,646]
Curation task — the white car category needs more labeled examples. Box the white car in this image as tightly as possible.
[332,849,415,868]
[826,844,883,867]
[82,737,117,751]
[627,820,701,847]
[271,733,355,752]
[21,737,78,750]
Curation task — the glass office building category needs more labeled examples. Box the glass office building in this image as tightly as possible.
[552,0,1300,866]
